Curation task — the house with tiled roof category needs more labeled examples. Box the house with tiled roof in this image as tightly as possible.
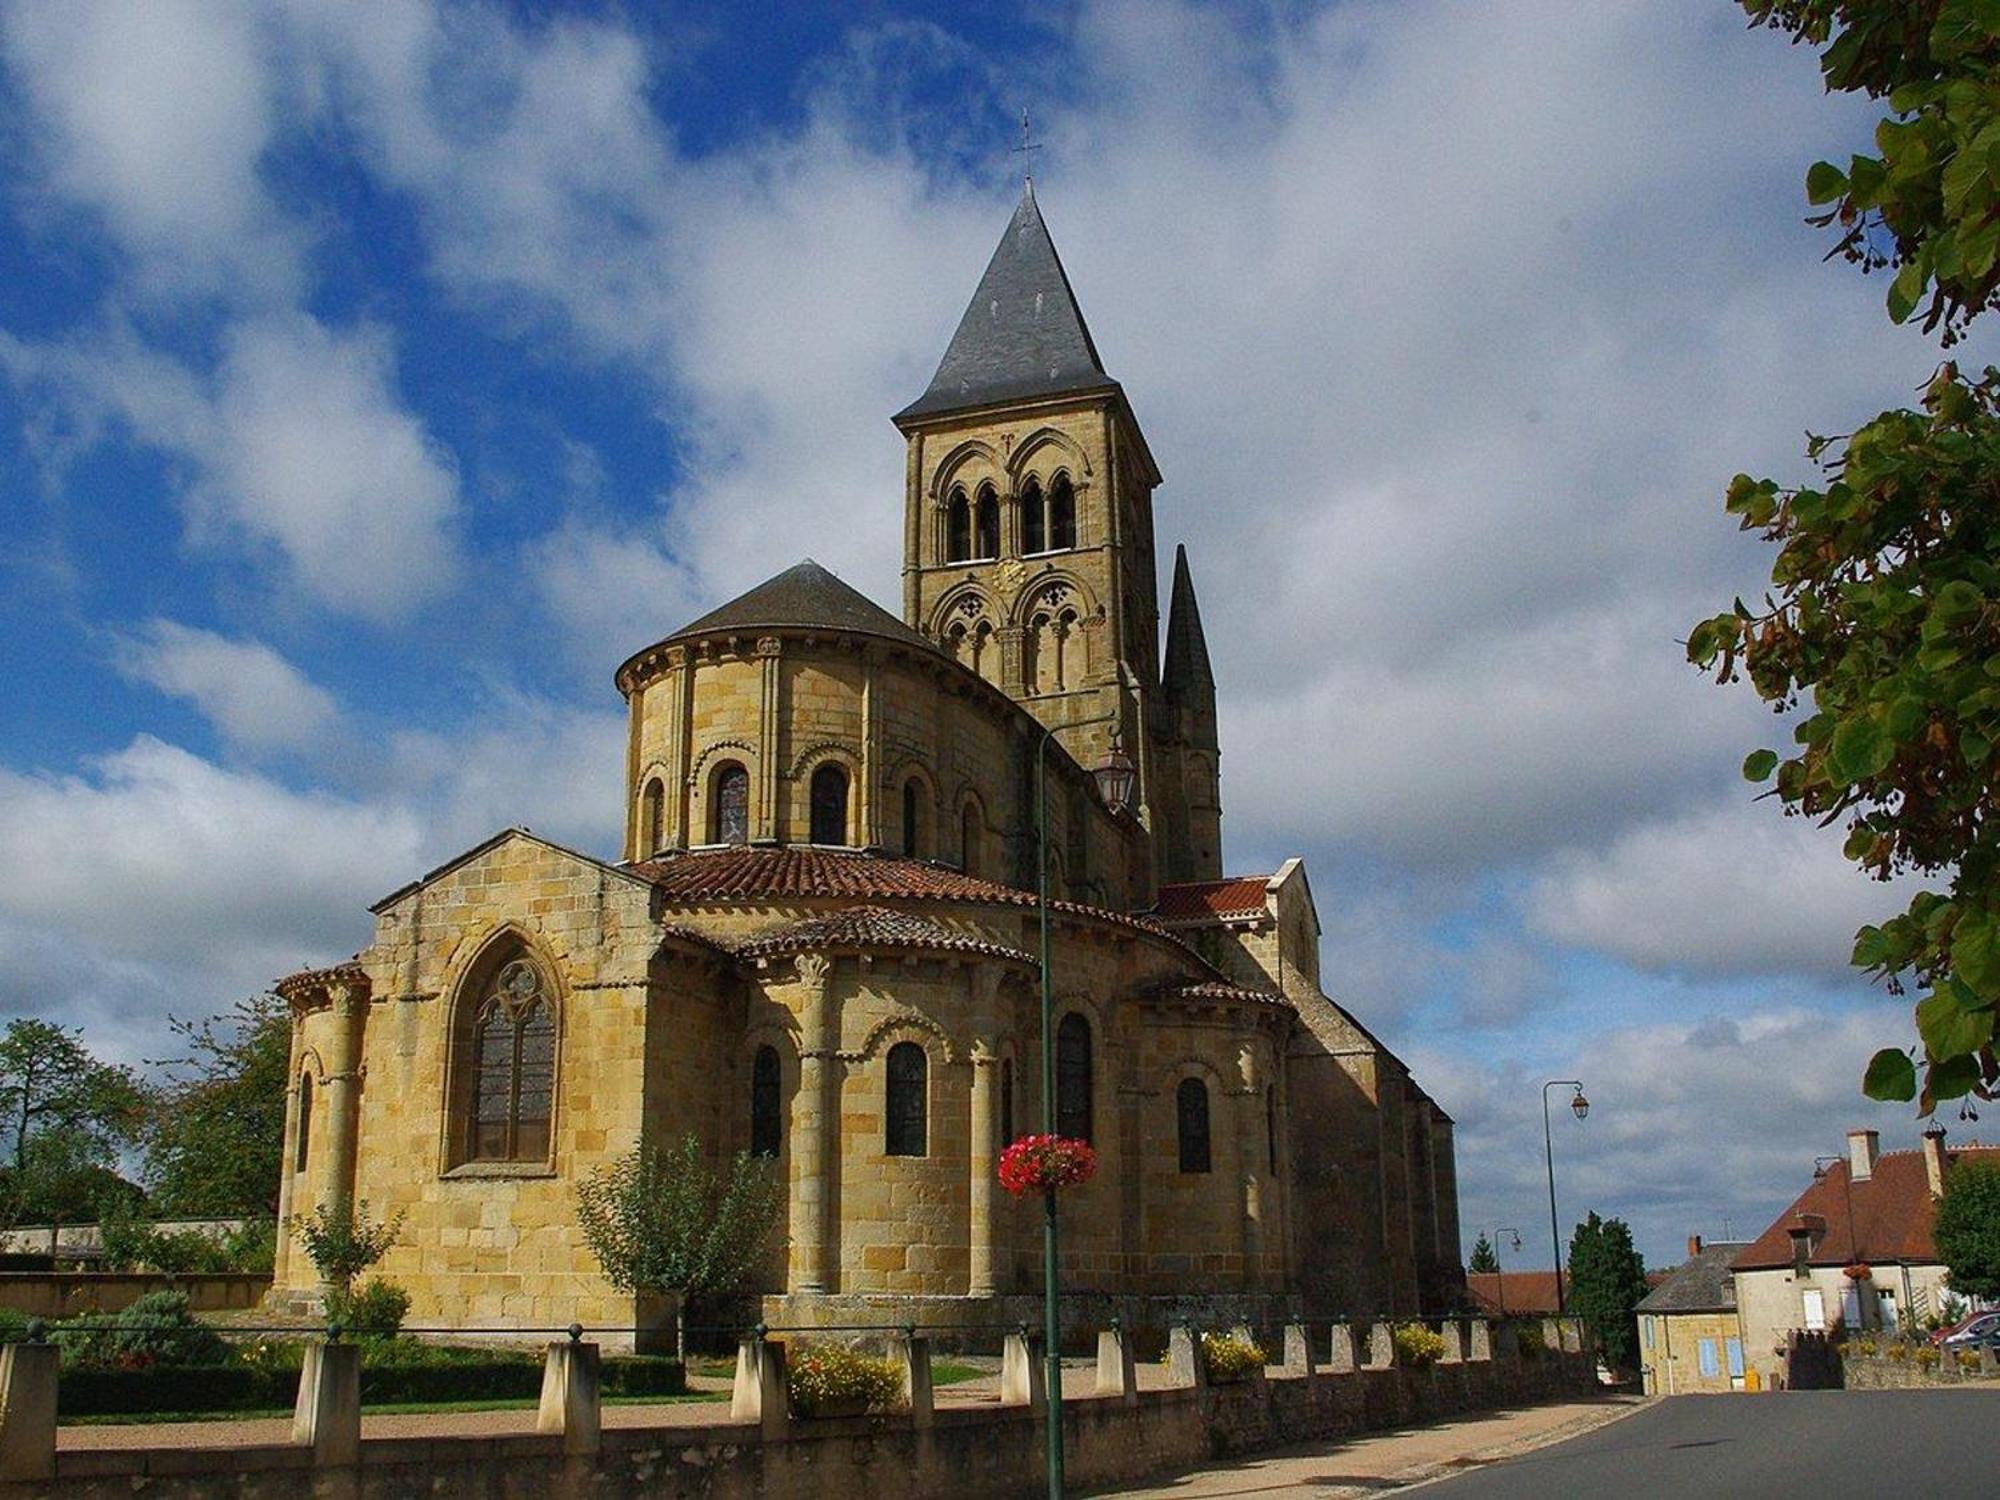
[1637,1238,1751,1394]
[1731,1127,2000,1389]
[265,186,1461,1344]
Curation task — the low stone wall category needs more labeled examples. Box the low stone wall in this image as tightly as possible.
[1843,1347,2000,1389]
[758,1290,1302,1356]
[0,1273,271,1320]
[0,1320,1594,1499]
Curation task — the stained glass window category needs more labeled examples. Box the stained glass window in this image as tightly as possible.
[468,960,555,1163]
[1178,1078,1211,1174]
[1056,1013,1092,1143]
[886,1042,927,1156]
[713,763,749,844]
[810,763,848,845]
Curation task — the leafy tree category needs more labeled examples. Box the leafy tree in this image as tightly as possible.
[1468,1232,1500,1274]
[1934,1155,2000,1298]
[0,1020,148,1229]
[1567,1212,1648,1370]
[574,1135,784,1360]
[289,1199,405,1302]
[144,993,292,1217]
[1691,2,2000,1111]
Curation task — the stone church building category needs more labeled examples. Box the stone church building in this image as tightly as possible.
[271,186,1465,1341]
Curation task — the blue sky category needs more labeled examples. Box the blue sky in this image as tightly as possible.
[0,0,1980,1271]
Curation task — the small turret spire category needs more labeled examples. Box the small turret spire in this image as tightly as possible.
[1162,545,1215,701]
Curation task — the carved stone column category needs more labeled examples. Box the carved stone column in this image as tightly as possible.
[322,975,370,1217]
[788,954,838,1294]
[1236,1042,1265,1289]
[968,1037,999,1297]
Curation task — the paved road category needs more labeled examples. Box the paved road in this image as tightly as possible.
[1417,1390,1999,1500]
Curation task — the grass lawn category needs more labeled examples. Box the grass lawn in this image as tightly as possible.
[63,1391,727,1426]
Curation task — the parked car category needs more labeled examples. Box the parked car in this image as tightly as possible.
[1938,1312,2000,1349]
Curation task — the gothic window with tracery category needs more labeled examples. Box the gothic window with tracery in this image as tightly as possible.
[712,762,749,844]
[1178,1077,1212,1173]
[1022,476,1046,554]
[1056,1012,1092,1142]
[810,762,849,845]
[751,1045,782,1158]
[1050,474,1076,550]
[947,487,971,562]
[886,1042,927,1156]
[975,483,1000,560]
[468,959,556,1164]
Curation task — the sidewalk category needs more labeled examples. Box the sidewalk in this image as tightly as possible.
[1086,1396,1650,1498]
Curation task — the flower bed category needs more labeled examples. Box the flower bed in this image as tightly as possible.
[785,1341,903,1419]
[997,1135,1098,1196]
[1199,1332,1266,1384]
[1392,1323,1448,1368]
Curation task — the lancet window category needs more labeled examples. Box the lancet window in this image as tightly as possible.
[946,487,971,563]
[712,762,750,845]
[1050,474,1076,550]
[751,1045,782,1158]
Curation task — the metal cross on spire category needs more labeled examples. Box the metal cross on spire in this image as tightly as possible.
[1012,107,1042,188]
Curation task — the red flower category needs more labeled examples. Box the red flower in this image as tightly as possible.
[998,1134,1098,1197]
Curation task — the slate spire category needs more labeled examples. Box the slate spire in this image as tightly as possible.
[1162,545,1215,703]
[896,181,1117,422]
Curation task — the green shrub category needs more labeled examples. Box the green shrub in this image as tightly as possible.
[1887,1341,1911,1361]
[59,1365,288,1416]
[1200,1332,1266,1383]
[221,1219,277,1274]
[601,1355,687,1396]
[1514,1320,1546,1357]
[1393,1323,1448,1368]
[785,1341,903,1417]
[0,1308,32,1344]
[55,1291,230,1371]
[326,1280,410,1339]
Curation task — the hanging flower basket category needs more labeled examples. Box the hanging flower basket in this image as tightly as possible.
[1844,1263,1873,1281]
[998,1134,1099,1197]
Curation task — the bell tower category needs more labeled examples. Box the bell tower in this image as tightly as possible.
[894,182,1174,848]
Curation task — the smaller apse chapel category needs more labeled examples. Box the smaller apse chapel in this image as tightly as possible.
[269,183,1464,1342]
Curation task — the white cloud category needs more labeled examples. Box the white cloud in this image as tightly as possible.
[1417,1002,1920,1271]
[0,738,420,1042]
[1527,801,1926,981]
[116,620,336,751]
[0,314,461,618]
[1,0,300,302]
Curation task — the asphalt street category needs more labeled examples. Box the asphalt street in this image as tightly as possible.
[1417,1390,1999,1499]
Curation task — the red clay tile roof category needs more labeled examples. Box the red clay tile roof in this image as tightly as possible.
[1145,979,1285,1007]
[1466,1271,1562,1317]
[1732,1143,2000,1271]
[626,845,1180,944]
[733,906,1033,964]
[1150,876,1270,922]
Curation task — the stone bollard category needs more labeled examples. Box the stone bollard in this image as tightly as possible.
[1282,1322,1317,1378]
[1367,1322,1396,1368]
[1001,1329,1047,1409]
[896,1332,934,1429]
[1540,1318,1564,1354]
[1326,1322,1357,1373]
[537,1336,601,1455]
[1468,1319,1494,1362]
[294,1339,362,1467]
[1559,1318,1584,1354]
[731,1333,790,1438]
[1439,1320,1465,1364]
[1166,1324,1208,1390]
[0,1339,57,1483]
[1096,1323,1138,1404]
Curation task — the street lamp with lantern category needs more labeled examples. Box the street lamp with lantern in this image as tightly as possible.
[1032,712,1134,1500]
[1542,1080,1589,1313]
